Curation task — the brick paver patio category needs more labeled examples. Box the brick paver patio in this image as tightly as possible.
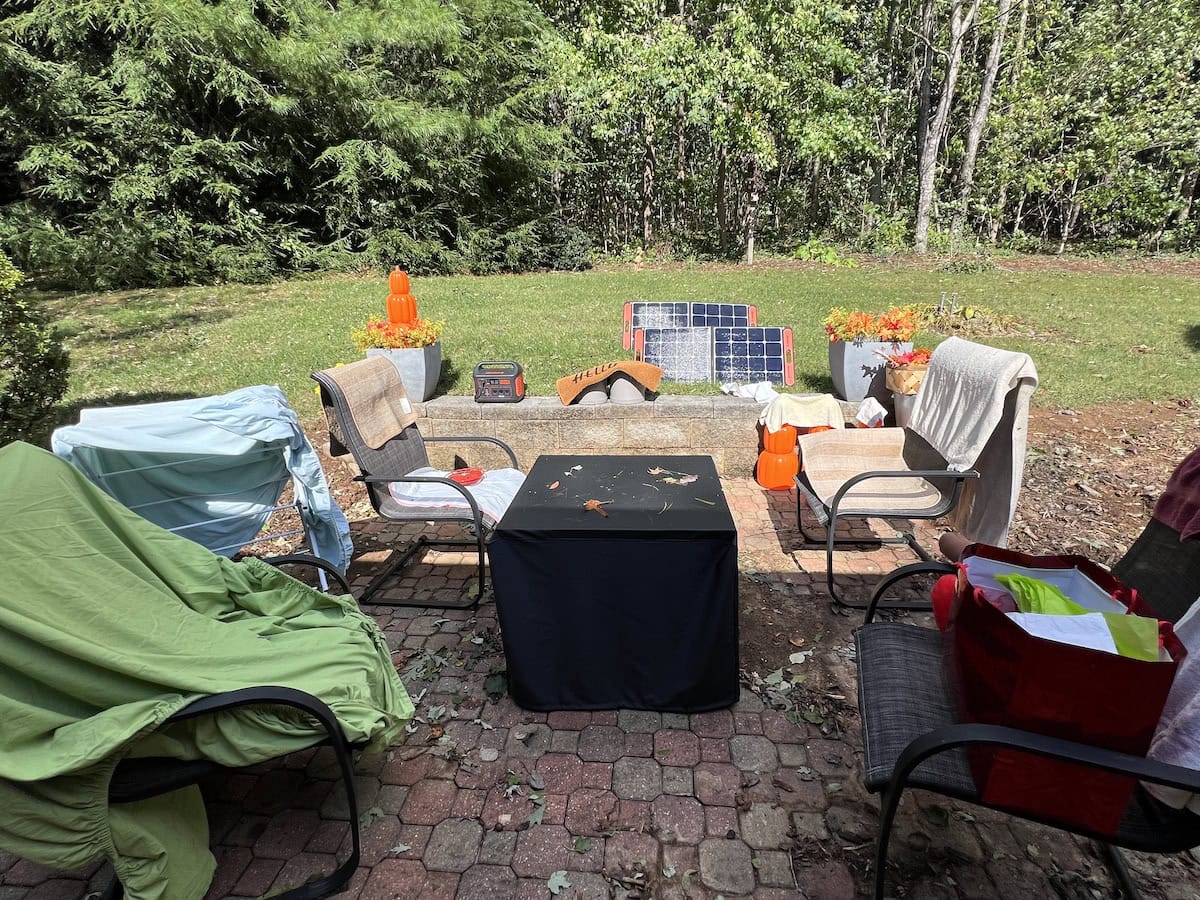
[2,478,1195,899]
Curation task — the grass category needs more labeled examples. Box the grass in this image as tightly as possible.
[40,262,1200,421]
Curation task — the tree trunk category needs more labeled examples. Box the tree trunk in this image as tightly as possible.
[641,114,656,248]
[915,0,935,157]
[1178,169,1198,227]
[869,0,901,220]
[674,95,686,229]
[1058,177,1081,254]
[716,144,729,254]
[744,156,761,266]
[950,0,1013,240]
[986,0,1027,245]
[914,0,983,253]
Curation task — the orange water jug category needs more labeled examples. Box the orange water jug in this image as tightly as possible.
[755,450,799,491]
[762,424,797,454]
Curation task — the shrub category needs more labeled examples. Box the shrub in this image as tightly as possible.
[793,239,859,268]
[0,253,70,446]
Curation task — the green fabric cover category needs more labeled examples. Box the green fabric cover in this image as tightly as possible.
[0,442,413,900]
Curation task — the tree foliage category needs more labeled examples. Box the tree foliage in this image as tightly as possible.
[0,0,577,287]
[0,251,69,445]
[1,0,1197,289]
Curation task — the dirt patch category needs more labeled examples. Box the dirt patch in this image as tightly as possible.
[1010,398,1198,565]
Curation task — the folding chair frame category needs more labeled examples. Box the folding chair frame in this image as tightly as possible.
[795,467,977,609]
[352,434,519,609]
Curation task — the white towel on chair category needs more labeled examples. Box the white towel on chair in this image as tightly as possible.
[388,467,525,524]
[908,337,1038,546]
[1147,596,1200,814]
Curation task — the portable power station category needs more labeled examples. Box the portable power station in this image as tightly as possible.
[473,361,525,403]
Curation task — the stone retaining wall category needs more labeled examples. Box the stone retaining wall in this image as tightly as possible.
[414,395,856,476]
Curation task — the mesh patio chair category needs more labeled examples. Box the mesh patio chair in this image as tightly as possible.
[855,505,1200,899]
[795,337,1037,609]
[313,359,520,608]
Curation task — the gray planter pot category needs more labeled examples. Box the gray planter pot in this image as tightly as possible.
[828,339,912,403]
[893,391,918,428]
[366,341,442,402]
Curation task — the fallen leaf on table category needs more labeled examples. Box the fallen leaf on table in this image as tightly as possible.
[549,481,559,489]
[678,473,698,484]
[584,499,612,517]
[648,466,667,475]
[789,637,805,647]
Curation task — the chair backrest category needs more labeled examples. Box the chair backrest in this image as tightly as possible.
[1113,519,1200,626]
[312,369,430,514]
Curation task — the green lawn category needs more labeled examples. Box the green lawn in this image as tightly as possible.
[42,263,1200,420]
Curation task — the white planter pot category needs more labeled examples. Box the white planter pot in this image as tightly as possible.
[365,341,442,402]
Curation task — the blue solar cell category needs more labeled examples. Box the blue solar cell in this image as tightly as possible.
[767,342,782,356]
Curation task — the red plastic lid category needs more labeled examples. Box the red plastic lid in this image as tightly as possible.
[449,467,484,486]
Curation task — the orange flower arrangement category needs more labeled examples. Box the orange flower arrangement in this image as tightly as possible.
[824,306,920,343]
[882,347,932,368]
[352,316,444,351]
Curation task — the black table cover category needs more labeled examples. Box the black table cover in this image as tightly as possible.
[490,454,739,712]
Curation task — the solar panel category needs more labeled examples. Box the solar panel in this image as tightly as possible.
[622,301,757,349]
[633,326,794,385]
[714,326,791,384]
[634,327,714,382]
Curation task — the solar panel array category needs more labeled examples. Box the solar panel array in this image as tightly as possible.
[623,301,757,349]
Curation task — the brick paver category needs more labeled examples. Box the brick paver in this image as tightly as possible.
[1,475,1182,900]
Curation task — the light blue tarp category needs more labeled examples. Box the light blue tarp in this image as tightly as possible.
[51,385,353,573]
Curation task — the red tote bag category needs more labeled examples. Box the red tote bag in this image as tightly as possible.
[946,544,1186,836]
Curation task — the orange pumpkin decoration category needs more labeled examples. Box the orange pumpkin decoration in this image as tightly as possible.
[762,424,798,454]
[755,450,799,491]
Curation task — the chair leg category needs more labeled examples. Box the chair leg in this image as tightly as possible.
[357,536,484,610]
[1099,843,1141,900]
[98,870,123,900]
[873,780,906,900]
[796,511,933,610]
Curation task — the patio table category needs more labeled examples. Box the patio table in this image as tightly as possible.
[490,454,739,712]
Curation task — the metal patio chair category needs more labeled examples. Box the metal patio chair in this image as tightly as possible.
[856,509,1200,899]
[795,337,1037,609]
[313,359,520,608]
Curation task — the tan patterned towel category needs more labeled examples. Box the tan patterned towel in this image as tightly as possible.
[556,361,663,405]
[318,357,418,449]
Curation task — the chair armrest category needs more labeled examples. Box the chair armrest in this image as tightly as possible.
[863,560,957,624]
[355,474,485,532]
[261,553,352,595]
[894,722,1200,799]
[423,435,520,469]
[164,686,361,900]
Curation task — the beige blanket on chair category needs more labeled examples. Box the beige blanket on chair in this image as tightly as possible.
[317,357,418,449]
[909,337,1038,546]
